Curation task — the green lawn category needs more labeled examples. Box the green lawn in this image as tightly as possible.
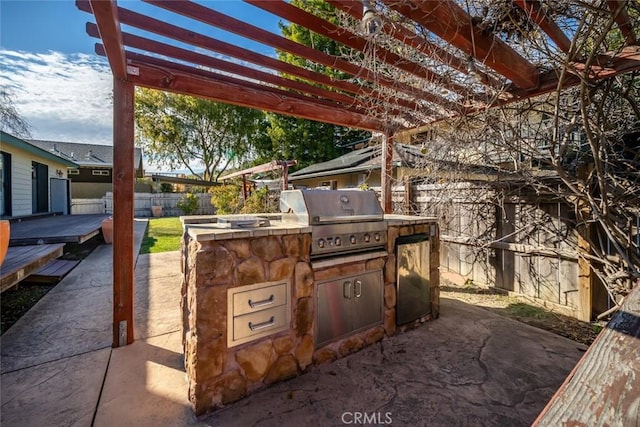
[140,217,183,254]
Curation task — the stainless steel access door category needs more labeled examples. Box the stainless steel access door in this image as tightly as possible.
[396,236,431,325]
[351,270,383,332]
[316,269,383,348]
[316,276,352,347]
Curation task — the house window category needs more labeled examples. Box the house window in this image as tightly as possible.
[319,180,337,189]
[92,170,110,176]
[68,169,80,175]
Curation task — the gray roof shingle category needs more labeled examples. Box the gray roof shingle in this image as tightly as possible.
[289,143,426,180]
[27,139,142,168]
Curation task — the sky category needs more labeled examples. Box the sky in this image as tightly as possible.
[0,0,280,152]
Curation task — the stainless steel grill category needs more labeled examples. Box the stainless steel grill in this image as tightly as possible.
[280,189,387,258]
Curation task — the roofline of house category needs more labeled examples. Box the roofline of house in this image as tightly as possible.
[1,131,79,168]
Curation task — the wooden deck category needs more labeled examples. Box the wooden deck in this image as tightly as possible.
[27,259,80,284]
[9,214,110,246]
[1,244,65,292]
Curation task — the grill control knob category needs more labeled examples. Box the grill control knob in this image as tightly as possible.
[335,237,342,246]
[374,233,381,241]
[364,234,370,243]
[350,235,357,244]
[318,239,325,248]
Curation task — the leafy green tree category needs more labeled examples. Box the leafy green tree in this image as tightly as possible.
[254,0,370,169]
[135,88,264,181]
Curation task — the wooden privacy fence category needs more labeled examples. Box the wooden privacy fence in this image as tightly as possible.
[379,182,590,320]
[72,193,216,217]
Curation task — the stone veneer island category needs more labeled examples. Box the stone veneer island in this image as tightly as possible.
[181,214,439,415]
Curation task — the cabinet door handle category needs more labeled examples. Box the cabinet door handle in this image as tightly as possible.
[249,316,275,331]
[343,281,352,299]
[354,280,362,298]
[248,294,274,309]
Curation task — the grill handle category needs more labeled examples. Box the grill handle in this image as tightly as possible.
[314,215,382,223]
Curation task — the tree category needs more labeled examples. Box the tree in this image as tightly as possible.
[335,1,639,305]
[256,114,368,169]
[254,0,370,169]
[135,88,264,181]
[0,89,31,138]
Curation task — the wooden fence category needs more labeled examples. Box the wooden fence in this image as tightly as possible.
[71,193,216,217]
[380,182,587,319]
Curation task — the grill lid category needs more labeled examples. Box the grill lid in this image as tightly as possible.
[279,189,383,225]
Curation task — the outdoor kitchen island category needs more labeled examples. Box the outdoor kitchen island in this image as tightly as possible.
[180,192,439,415]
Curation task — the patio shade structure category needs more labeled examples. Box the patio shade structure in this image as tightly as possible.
[74,0,640,347]
[219,159,297,199]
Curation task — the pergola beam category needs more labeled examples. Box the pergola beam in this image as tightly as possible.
[82,3,440,120]
[607,0,638,45]
[246,0,476,101]
[144,0,461,114]
[85,0,127,79]
[513,0,572,53]
[383,0,539,89]
[126,60,387,131]
[88,24,366,109]
[327,0,500,88]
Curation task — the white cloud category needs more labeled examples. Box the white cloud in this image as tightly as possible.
[0,49,113,144]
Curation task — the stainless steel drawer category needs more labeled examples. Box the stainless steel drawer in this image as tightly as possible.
[232,305,288,342]
[227,280,291,347]
[232,282,287,316]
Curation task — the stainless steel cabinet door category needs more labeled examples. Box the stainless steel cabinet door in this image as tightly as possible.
[352,270,383,332]
[396,240,431,325]
[316,277,353,347]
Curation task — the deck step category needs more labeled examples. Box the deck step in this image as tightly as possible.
[1,244,66,292]
[27,259,80,284]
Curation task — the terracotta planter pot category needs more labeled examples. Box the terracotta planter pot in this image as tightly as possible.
[0,220,9,265]
[101,217,113,244]
[151,205,163,217]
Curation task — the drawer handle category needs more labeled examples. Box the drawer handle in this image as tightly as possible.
[249,316,275,331]
[248,294,275,309]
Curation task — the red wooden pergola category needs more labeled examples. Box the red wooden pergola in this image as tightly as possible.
[75,0,639,347]
[219,159,297,199]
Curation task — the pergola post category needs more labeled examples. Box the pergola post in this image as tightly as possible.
[112,77,135,347]
[280,161,289,191]
[381,134,393,214]
[241,175,248,201]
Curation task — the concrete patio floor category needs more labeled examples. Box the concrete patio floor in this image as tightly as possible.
[0,222,588,426]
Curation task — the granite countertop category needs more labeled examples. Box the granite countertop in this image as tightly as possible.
[182,214,437,242]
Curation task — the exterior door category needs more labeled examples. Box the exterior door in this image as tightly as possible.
[0,151,11,217]
[50,178,70,215]
[32,161,48,213]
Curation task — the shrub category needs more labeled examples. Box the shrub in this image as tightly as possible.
[176,193,199,215]
[210,184,242,214]
[241,186,278,214]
